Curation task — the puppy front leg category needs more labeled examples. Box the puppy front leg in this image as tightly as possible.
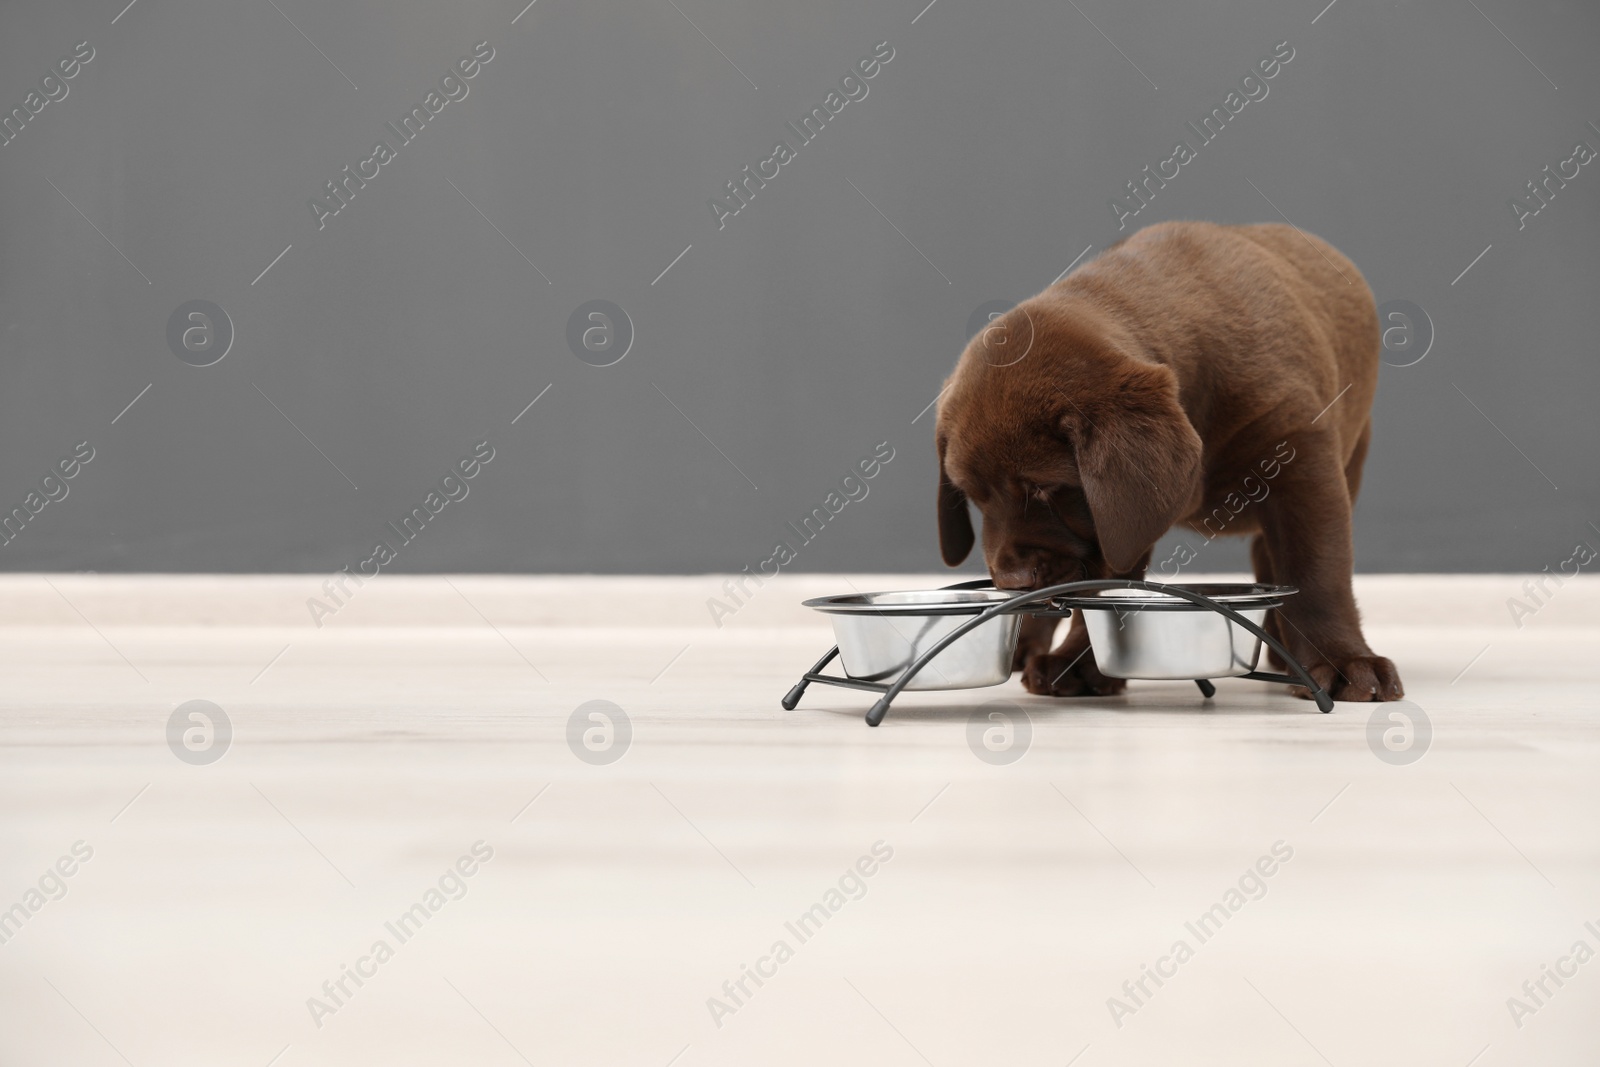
[1021,610,1127,697]
[1018,552,1152,696]
[1012,614,1059,673]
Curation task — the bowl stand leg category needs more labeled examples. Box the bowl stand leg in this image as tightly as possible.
[781,647,840,710]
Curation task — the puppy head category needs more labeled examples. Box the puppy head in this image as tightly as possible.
[936,314,1202,587]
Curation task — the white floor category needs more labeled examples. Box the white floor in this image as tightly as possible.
[1,573,1596,1066]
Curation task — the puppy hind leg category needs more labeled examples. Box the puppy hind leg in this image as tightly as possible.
[1258,432,1403,702]
[1343,419,1373,504]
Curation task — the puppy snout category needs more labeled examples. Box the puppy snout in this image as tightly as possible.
[993,549,1087,590]
[992,559,1043,591]
[991,563,1039,591]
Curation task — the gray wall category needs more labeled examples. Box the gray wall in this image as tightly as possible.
[1,0,1596,575]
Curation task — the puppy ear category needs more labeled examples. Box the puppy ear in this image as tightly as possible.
[937,441,974,566]
[1067,362,1202,574]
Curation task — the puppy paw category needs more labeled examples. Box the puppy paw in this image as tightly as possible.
[1021,650,1126,697]
[1292,654,1404,702]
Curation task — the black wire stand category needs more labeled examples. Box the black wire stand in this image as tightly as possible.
[783,578,1335,726]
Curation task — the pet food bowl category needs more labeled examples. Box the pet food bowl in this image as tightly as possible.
[788,579,1330,724]
[803,589,1022,690]
[1049,583,1296,679]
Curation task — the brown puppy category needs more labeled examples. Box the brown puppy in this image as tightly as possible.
[935,220,1402,702]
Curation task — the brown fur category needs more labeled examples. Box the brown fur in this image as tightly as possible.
[935,220,1402,702]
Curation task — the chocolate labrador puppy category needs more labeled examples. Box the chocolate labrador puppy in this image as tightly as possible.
[935,220,1402,702]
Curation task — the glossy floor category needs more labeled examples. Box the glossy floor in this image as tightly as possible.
[1,574,1596,1066]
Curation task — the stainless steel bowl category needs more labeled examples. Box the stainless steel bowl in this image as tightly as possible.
[803,589,1021,691]
[1051,584,1295,680]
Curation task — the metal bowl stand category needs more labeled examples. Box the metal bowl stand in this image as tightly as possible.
[783,578,1335,726]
